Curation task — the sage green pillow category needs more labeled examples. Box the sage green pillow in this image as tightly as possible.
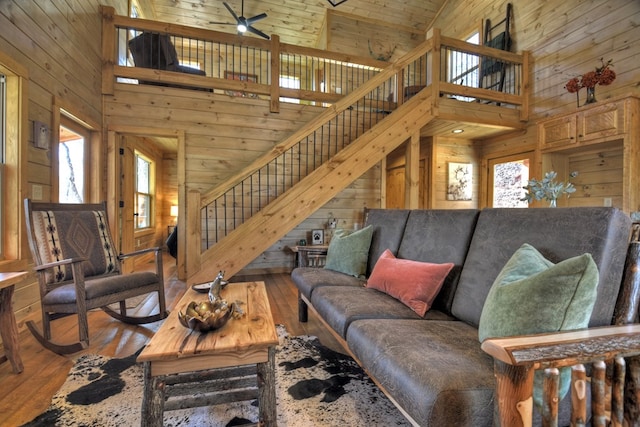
[478,243,599,408]
[324,225,374,277]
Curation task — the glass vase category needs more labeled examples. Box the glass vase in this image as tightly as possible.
[584,86,597,105]
[549,199,557,208]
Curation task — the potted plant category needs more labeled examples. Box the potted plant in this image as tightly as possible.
[521,171,578,207]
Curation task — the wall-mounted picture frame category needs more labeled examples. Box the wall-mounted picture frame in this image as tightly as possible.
[447,162,472,201]
[311,229,324,245]
[224,71,258,98]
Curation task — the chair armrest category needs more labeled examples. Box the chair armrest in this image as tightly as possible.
[119,247,161,260]
[34,257,87,271]
[481,324,640,369]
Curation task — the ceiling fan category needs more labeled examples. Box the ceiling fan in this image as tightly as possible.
[209,0,270,40]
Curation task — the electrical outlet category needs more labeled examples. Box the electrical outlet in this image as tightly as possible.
[603,197,612,207]
[32,184,43,200]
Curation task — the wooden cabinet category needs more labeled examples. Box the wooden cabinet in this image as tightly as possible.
[539,99,626,151]
[537,95,640,213]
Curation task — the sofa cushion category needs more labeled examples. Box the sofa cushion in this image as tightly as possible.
[367,249,454,316]
[452,207,631,328]
[347,319,495,427]
[396,209,480,315]
[364,209,411,276]
[324,225,374,277]
[291,267,364,301]
[310,286,450,338]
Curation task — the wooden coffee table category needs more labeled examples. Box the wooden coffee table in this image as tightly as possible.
[137,281,279,426]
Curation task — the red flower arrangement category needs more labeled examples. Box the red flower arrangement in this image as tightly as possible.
[565,58,616,107]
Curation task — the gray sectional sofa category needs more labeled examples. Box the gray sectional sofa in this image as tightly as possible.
[292,207,633,426]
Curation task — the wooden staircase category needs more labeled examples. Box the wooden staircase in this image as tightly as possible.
[188,89,435,284]
[186,33,529,284]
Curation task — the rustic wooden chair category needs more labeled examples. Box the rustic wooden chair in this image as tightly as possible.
[482,223,640,426]
[24,199,168,354]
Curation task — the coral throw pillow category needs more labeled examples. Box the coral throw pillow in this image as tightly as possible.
[366,249,454,316]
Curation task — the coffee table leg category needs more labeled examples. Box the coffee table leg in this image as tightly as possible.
[257,346,277,426]
[141,362,165,427]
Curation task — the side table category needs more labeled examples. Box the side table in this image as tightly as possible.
[0,271,27,373]
[289,245,329,267]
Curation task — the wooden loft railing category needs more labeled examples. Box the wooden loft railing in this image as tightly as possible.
[100,6,389,113]
[100,7,530,279]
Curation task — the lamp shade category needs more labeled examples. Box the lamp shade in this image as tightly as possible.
[170,205,178,217]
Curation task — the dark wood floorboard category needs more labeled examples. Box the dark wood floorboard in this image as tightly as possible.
[0,255,340,426]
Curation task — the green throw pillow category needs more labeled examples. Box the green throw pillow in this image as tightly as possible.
[324,225,374,277]
[478,243,599,408]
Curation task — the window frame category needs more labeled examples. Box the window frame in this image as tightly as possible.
[0,51,28,270]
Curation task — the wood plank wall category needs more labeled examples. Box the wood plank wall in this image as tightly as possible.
[0,0,126,326]
[435,0,640,208]
[103,84,381,276]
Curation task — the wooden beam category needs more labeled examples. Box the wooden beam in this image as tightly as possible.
[405,132,420,209]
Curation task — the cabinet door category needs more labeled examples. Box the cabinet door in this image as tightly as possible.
[539,115,577,150]
[578,101,624,143]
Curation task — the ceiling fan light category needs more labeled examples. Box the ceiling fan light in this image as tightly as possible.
[237,23,247,32]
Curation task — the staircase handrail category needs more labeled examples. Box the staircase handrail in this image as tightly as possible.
[199,37,435,207]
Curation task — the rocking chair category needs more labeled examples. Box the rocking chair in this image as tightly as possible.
[24,199,168,354]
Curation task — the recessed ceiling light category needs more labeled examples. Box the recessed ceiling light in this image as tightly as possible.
[452,129,464,134]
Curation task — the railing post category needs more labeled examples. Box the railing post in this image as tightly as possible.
[270,34,280,113]
[186,190,202,280]
[430,28,441,112]
[520,50,531,122]
[101,5,115,95]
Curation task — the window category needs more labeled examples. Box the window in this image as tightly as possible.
[0,52,27,267]
[0,73,5,257]
[280,75,300,104]
[489,154,531,208]
[58,123,86,203]
[448,32,480,102]
[135,152,153,229]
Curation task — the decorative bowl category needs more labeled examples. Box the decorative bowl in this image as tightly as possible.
[178,299,233,332]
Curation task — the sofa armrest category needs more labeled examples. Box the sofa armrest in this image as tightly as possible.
[481,325,640,426]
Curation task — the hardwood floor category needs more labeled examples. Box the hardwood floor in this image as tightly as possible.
[0,255,341,426]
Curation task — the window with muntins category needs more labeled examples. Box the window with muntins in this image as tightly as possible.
[135,152,153,229]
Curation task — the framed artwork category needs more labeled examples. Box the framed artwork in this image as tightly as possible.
[447,162,472,201]
[224,71,258,97]
[311,229,324,245]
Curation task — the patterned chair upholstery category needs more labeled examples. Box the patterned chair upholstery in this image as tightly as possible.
[24,199,168,354]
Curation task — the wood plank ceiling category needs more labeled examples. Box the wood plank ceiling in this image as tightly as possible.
[140,0,447,48]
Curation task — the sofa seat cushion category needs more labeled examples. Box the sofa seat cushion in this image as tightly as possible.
[310,286,454,338]
[291,267,364,301]
[347,319,495,427]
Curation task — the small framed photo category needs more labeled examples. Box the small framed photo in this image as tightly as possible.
[311,229,324,245]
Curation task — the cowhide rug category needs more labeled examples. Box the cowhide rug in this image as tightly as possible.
[23,327,411,426]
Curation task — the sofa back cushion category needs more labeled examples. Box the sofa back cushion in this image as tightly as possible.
[451,207,632,328]
[364,209,411,276]
[397,209,480,314]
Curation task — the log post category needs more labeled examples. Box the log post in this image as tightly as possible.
[571,364,587,426]
[542,368,559,427]
[592,361,607,427]
[493,360,534,427]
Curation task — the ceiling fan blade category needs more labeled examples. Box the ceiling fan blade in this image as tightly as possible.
[247,25,270,40]
[246,12,267,25]
[223,2,240,22]
[209,21,237,25]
